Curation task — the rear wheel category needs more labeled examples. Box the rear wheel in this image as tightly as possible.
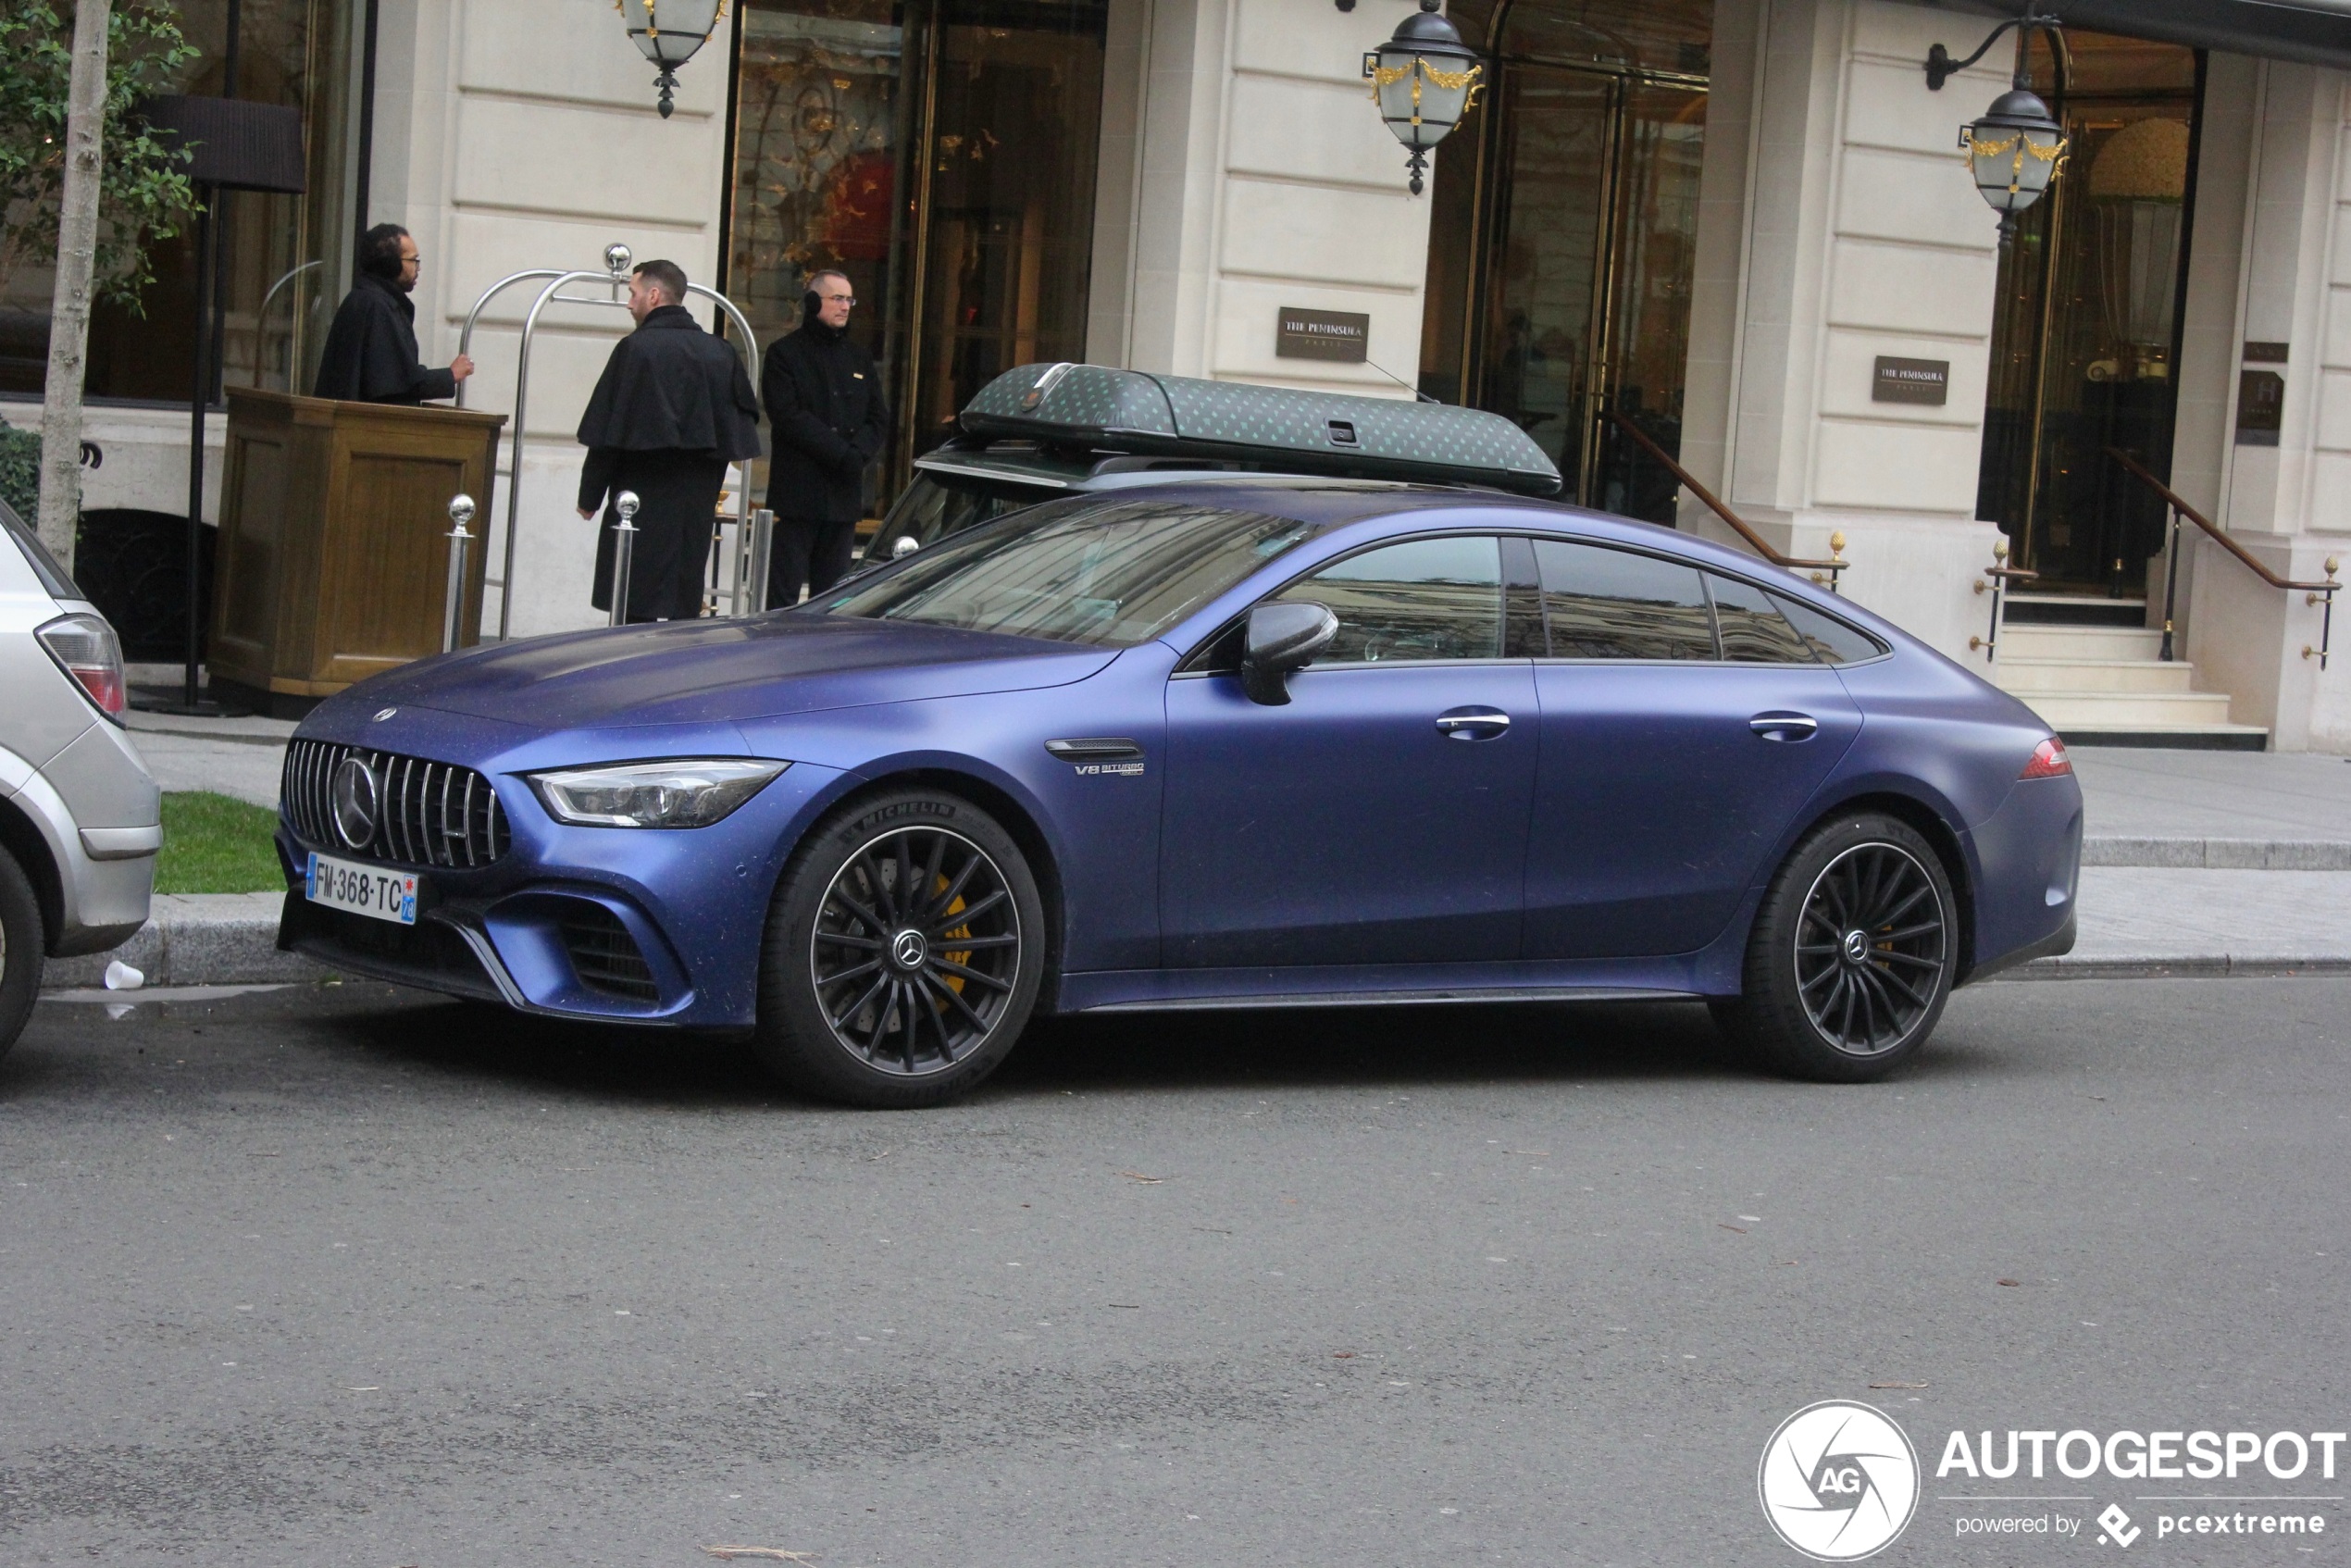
[1717,813,1957,1083]
[0,844,44,1063]
[753,788,1045,1108]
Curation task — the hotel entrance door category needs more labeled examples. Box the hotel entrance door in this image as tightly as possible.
[1419,0,1711,524]
[726,0,1107,508]
[1976,31,2201,594]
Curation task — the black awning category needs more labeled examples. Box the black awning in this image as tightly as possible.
[1899,0,2351,71]
[141,97,307,193]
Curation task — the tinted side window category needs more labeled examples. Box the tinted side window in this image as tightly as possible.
[1276,535,1502,663]
[1773,591,1886,665]
[1707,572,1820,664]
[1534,539,1714,660]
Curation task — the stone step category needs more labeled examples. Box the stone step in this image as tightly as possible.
[2004,593,2149,628]
[2001,624,2165,660]
[2006,689,2240,728]
[1995,657,2200,694]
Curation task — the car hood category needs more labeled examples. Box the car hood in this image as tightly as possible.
[348,613,1119,730]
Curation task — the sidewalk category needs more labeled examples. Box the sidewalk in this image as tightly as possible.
[51,704,2351,988]
[122,703,295,810]
[2072,748,2351,868]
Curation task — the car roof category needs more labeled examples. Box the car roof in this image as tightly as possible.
[954,363,1564,496]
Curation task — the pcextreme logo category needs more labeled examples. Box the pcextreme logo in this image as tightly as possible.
[1760,1401,1922,1561]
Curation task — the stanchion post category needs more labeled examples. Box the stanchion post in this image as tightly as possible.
[442,493,477,653]
[607,490,640,628]
[746,507,776,615]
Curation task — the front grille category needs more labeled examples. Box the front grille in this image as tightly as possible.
[283,739,510,869]
[559,904,659,1002]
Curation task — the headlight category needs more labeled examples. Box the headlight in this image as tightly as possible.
[529,758,788,828]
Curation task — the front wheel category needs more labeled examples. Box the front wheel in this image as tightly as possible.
[1716,813,1958,1083]
[753,789,1045,1108]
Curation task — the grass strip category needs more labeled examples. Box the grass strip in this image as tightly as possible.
[156,790,284,895]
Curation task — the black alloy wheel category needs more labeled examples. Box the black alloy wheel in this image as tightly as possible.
[1715,813,1958,1083]
[1792,842,1947,1055]
[755,788,1045,1108]
[810,824,1021,1074]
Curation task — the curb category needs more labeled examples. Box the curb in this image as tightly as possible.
[2083,837,2351,870]
[2007,954,2351,981]
[41,897,2351,993]
[40,892,317,989]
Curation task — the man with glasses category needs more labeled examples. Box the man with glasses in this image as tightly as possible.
[760,268,889,604]
[312,223,474,404]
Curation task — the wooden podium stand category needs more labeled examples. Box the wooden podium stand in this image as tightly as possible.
[207,389,507,716]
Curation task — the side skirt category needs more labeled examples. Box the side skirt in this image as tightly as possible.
[1076,986,1698,1014]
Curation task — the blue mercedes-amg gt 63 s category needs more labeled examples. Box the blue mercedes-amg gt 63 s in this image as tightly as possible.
[276,479,2082,1107]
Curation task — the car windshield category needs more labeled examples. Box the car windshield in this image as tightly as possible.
[822,497,1324,648]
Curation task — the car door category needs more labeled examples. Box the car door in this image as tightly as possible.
[1161,533,1538,969]
[1522,540,1862,958]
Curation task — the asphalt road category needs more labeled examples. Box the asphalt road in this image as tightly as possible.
[2,977,2345,1567]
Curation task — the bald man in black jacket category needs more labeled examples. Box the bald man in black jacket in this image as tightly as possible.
[762,269,889,605]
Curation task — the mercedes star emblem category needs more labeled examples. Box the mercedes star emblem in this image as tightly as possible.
[330,756,381,850]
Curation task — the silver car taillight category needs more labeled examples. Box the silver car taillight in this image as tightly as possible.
[36,612,127,721]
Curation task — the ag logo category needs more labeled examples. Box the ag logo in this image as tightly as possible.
[1759,1401,1920,1561]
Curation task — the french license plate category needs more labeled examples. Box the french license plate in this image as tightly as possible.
[305,852,417,926]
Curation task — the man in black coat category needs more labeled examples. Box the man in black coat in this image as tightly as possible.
[575,260,764,623]
[762,269,889,604]
[313,224,474,404]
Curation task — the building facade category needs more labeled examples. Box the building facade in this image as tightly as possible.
[8,0,2351,749]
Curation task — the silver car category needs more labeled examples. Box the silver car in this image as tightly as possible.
[0,497,157,1054]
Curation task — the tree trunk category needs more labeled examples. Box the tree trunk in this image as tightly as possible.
[37,0,114,572]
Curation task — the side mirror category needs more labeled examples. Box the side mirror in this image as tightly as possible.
[1241,601,1338,705]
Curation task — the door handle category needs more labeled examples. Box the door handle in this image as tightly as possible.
[1437,707,1511,740]
[1749,713,1819,741]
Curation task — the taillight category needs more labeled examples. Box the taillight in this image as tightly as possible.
[36,612,127,720]
[2020,736,2071,779]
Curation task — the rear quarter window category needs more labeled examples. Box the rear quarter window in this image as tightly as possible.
[1772,591,1888,665]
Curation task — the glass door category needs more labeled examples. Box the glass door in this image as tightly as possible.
[1976,31,2200,593]
[727,0,1107,509]
[1419,0,1710,524]
[1474,67,1616,493]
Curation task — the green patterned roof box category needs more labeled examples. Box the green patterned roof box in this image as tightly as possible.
[961,362,1562,496]
[962,363,1177,438]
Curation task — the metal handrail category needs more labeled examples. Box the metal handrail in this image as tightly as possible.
[251,258,323,386]
[1968,536,2036,664]
[2105,446,2338,667]
[1604,409,1847,590]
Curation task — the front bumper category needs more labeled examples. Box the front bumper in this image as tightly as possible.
[275,752,850,1028]
[0,725,156,957]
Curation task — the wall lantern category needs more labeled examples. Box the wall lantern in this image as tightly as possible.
[1363,0,1483,195]
[616,0,726,118]
[1925,6,2069,244]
